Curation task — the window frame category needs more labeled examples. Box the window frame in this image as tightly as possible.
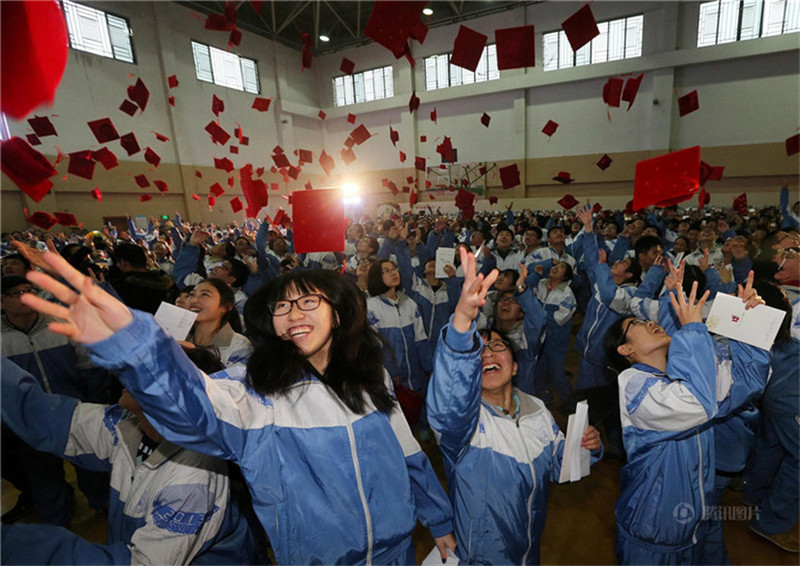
[697,0,799,47]
[191,40,261,95]
[61,0,136,64]
[423,44,500,91]
[331,65,394,107]
[543,14,643,71]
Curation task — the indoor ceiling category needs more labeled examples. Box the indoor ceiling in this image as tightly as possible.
[176,1,542,55]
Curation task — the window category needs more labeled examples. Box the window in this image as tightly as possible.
[61,0,134,63]
[697,0,799,47]
[543,15,643,71]
[332,66,394,107]
[424,45,500,90]
[192,41,260,94]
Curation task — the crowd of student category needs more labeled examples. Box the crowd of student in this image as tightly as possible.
[1,187,798,564]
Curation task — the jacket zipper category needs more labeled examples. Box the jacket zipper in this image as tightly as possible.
[395,304,412,390]
[693,431,704,544]
[29,337,52,393]
[516,417,536,565]
[345,416,374,564]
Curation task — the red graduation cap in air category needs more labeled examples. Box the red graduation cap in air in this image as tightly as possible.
[430,108,437,123]
[698,188,711,210]
[340,147,356,166]
[347,113,357,125]
[230,197,243,213]
[212,94,225,117]
[699,161,724,186]
[389,126,400,146]
[499,163,520,189]
[318,110,326,120]
[26,134,41,146]
[144,147,161,168]
[292,189,347,254]
[91,187,102,201]
[168,75,179,88]
[488,196,498,205]
[622,73,644,111]
[1,137,56,202]
[409,91,420,114]
[450,25,487,72]
[215,157,234,173]
[437,137,455,164]
[603,77,623,108]
[120,132,141,156]
[252,97,271,112]
[340,57,355,75]
[54,212,78,227]
[127,78,149,112]
[28,116,57,138]
[209,182,225,197]
[633,145,701,210]
[140,194,153,202]
[415,156,426,172]
[678,90,699,117]
[134,174,150,188]
[301,31,313,70]
[597,154,613,171]
[561,4,599,52]
[68,151,96,180]
[350,125,372,145]
[319,150,335,176]
[88,118,119,143]
[364,0,427,59]
[786,133,800,156]
[481,113,491,127]
[154,180,168,193]
[542,120,559,138]
[495,25,535,70]
[119,99,138,116]
[557,194,579,210]
[733,193,748,216]
[26,211,58,230]
[205,121,231,145]
[92,147,119,170]
[553,171,574,184]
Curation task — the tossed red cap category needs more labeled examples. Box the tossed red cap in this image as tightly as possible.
[0,137,57,202]
[292,189,347,253]
[495,25,535,70]
[28,116,57,138]
[450,25,487,72]
[54,212,78,226]
[633,145,701,209]
[347,113,356,124]
[698,188,710,210]
[230,197,243,213]
[406,175,414,184]
[364,0,427,59]
[26,211,58,230]
[139,194,153,202]
[455,188,475,209]
[402,185,410,193]
[208,195,216,207]
[420,135,427,143]
[389,126,400,146]
[499,163,520,190]
[437,136,455,164]
[92,147,119,170]
[340,147,356,166]
[144,147,161,168]
[214,157,234,173]
[26,134,41,146]
[385,180,399,195]
[168,75,179,88]
[270,182,279,191]
[68,151,96,180]
[301,31,312,70]
[228,175,236,188]
[134,174,150,188]
[298,149,313,164]
[350,124,372,145]
[195,170,203,178]
[561,4,599,52]
[603,77,623,108]
[154,131,170,142]
[479,165,487,176]
[205,121,231,145]
[678,90,699,117]
[340,57,355,75]
[127,78,149,112]
[91,187,102,201]
[229,145,239,154]
[155,180,168,193]
[229,28,242,47]
[318,110,326,120]
[733,193,747,215]
[319,150,335,176]
[542,120,559,137]
[553,171,574,184]
[209,182,225,197]
[399,151,407,163]
[119,99,138,116]
[557,194,579,209]
[409,91,420,114]
[241,167,269,217]
[415,156,426,172]
[271,152,290,168]
[481,113,491,127]
[699,161,725,185]
[409,190,419,207]
[212,94,225,117]
[621,73,644,111]
[488,196,498,205]
[192,193,202,200]
[119,132,141,156]
[344,136,356,149]
[288,166,300,180]
[592,202,603,214]
[596,154,612,171]
[168,96,175,107]
[273,145,284,154]
[87,118,119,144]
[786,133,799,156]
[252,97,271,112]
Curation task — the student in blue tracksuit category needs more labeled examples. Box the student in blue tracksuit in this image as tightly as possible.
[427,247,602,564]
[19,253,457,565]
[604,277,770,564]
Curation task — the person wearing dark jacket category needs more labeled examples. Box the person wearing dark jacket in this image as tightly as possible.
[107,243,177,314]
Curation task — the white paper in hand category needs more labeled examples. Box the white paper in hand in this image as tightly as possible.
[422,547,459,565]
[154,302,197,341]
[435,248,456,279]
[705,293,786,351]
[558,400,591,484]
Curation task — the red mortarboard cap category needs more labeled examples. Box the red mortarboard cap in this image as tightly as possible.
[240,168,269,217]
[1,0,68,120]
[699,161,725,185]
[399,151,407,163]
[621,73,644,111]
[597,154,612,171]
[602,77,623,107]
[420,135,427,143]
[273,145,284,154]
[450,25,487,72]
[240,136,249,146]
[292,189,347,254]
[168,75,179,88]
[409,190,419,207]
[87,118,119,143]
[155,180,168,193]
[455,188,475,209]
[26,134,41,146]
[212,94,225,117]
[698,188,710,210]
[168,96,175,107]
[347,113,356,124]
[127,78,149,112]
[542,120,559,137]
[195,170,203,178]
[415,156,426,172]
[402,185,410,193]
[364,0,427,59]
[350,124,372,145]
[68,151,95,180]
[229,28,242,47]
[54,212,78,226]
[28,116,57,137]
[481,113,491,127]
[430,108,437,123]
[209,182,225,197]
[272,153,290,168]
[214,157,234,173]
[119,99,138,116]
[119,132,141,156]
[495,25,535,70]
[91,187,102,201]
[479,165,487,176]
[288,166,300,180]
[273,209,290,228]
[154,132,170,142]
[318,110,326,120]
[0,138,57,201]
[557,194,579,209]
[298,149,313,163]
[409,91,420,114]
[304,182,313,191]
[192,194,202,201]
[406,175,414,184]
[134,174,150,188]
[499,163,520,190]
[678,90,699,117]
[553,171,574,184]
[26,211,58,230]
[786,133,800,156]
[89,147,118,171]
[301,31,313,70]
[205,121,230,145]
[733,193,747,215]
[319,150,335,176]
[437,136,455,164]
[633,145,701,209]
[270,182,279,191]
[229,145,239,154]
[228,176,236,188]
[411,19,428,43]
[624,200,635,215]
[205,9,235,31]
[340,57,355,75]
[340,147,356,166]
[592,202,603,214]
[208,195,216,207]
[252,97,271,112]
[386,180,399,195]
[561,4,599,52]
[488,196,498,205]
[140,194,153,202]
[144,147,161,168]
[270,166,277,174]
[230,197,243,213]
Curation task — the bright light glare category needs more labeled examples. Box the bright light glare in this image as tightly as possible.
[319,35,330,42]
[422,8,433,16]
[342,183,359,195]
[343,196,363,206]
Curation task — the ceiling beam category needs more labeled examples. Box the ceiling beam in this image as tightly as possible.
[322,0,359,40]
[276,0,312,35]
[447,0,461,17]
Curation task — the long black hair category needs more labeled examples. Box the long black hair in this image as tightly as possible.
[244,269,394,415]
[197,278,242,333]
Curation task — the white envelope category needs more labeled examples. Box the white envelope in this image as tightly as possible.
[422,547,459,565]
[558,400,591,484]
[705,293,786,351]
[435,248,456,279]
[154,301,198,341]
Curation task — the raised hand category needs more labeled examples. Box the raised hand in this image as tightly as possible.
[12,239,58,273]
[668,280,710,327]
[21,252,134,344]
[516,262,528,288]
[597,249,608,264]
[581,426,602,451]
[452,246,498,333]
[577,204,592,232]
[189,230,210,247]
[736,270,765,310]
[663,258,685,292]
[697,248,710,272]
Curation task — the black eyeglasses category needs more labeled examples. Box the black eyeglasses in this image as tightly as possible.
[3,288,38,298]
[483,339,510,353]
[269,294,329,316]
[618,319,647,346]
[497,296,517,304]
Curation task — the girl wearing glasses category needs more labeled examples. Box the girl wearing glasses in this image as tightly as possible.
[427,248,602,564]
[19,256,456,565]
